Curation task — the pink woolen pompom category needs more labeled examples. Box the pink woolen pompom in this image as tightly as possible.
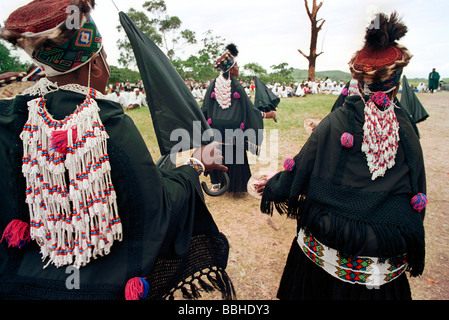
[210,92,216,99]
[125,277,150,300]
[411,193,428,212]
[50,126,77,155]
[372,91,391,107]
[207,118,212,125]
[341,88,348,96]
[340,132,354,148]
[1,219,30,248]
[233,92,240,99]
[283,158,296,172]
[240,122,245,130]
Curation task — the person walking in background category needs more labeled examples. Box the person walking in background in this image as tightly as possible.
[428,68,440,93]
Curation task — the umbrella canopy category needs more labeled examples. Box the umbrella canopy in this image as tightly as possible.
[119,12,211,158]
[400,75,429,124]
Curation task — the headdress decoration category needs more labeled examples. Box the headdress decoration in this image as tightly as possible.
[349,12,412,94]
[1,0,102,77]
[213,44,239,109]
[214,43,238,73]
[347,12,412,180]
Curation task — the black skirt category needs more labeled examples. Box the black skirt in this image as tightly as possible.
[277,238,412,300]
[210,144,251,193]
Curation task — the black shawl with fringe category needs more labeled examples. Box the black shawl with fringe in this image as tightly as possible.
[261,95,426,276]
[0,90,234,300]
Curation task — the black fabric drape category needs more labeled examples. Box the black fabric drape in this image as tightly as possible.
[0,91,233,299]
[253,76,280,112]
[400,75,429,125]
[201,76,264,155]
[261,95,426,276]
[119,12,211,156]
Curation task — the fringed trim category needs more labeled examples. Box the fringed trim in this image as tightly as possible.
[164,266,236,300]
[260,174,425,276]
[298,199,425,277]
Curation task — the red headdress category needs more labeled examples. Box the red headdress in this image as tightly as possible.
[349,12,412,94]
[1,0,102,77]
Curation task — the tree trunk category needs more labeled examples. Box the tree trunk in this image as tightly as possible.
[298,0,325,81]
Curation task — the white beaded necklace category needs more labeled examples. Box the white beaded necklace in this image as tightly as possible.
[20,82,122,268]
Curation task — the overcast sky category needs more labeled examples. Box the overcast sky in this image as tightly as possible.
[2,0,448,79]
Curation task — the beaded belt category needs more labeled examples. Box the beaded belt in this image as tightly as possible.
[297,229,407,287]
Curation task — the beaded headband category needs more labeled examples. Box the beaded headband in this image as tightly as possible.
[1,0,102,77]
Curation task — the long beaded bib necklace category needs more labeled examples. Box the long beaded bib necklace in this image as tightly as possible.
[214,74,232,109]
[20,88,122,268]
[361,91,400,180]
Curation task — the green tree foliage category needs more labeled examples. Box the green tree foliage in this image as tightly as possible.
[173,30,226,82]
[117,0,196,67]
[243,63,267,77]
[107,65,141,86]
[0,40,30,73]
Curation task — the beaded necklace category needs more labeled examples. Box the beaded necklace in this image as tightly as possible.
[20,88,122,268]
[361,92,400,180]
[214,74,232,109]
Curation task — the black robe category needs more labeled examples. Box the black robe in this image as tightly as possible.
[201,76,263,193]
[0,90,234,300]
[261,95,426,299]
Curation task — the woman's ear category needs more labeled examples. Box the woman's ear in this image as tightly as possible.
[91,54,103,78]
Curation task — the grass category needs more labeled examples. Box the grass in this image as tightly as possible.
[125,94,336,164]
[125,94,338,300]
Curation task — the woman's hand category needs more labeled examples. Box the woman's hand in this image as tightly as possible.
[192,142,228,172]
[253,179,268,196]
[264,111,276,119]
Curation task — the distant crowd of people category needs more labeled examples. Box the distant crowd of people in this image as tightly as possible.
[267,77,346,98]
[182,76,348,104]
[106,79,148,110]
[105,68,443,110]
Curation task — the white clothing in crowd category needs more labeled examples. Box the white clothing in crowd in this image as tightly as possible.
[192,85,204,103]
[127,89,147,107]
[107,91,129,108]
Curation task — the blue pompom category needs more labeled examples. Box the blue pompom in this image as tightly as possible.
[411,193,428,212]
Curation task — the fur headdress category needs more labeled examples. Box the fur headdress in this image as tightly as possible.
[1,0,101,77]
[349,12,412,94]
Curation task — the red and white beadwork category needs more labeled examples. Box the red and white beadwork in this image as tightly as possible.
[297,229,407,287]
[361,95,400,180]
[214,74,232,109]
[20,88,122,268]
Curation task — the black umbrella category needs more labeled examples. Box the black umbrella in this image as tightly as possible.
[118,12,228,196]
[400,75,429,124]
[253,76,279,122]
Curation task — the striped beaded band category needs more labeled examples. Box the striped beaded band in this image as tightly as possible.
[297,228,407,287]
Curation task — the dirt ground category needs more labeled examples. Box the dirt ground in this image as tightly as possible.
[203,91,449,300]
[407,92,449,300]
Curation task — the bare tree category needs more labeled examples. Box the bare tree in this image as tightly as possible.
[297,0,325,81]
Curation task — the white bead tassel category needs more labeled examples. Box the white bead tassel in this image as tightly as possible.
[21,95,122,269]
[362,100,400,180]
